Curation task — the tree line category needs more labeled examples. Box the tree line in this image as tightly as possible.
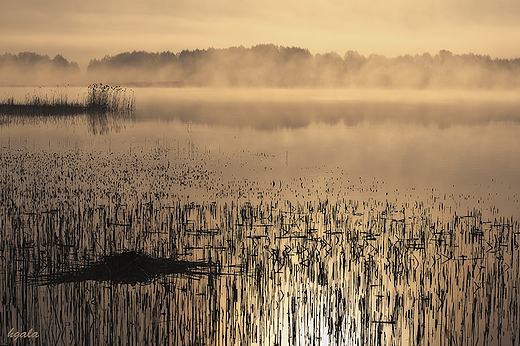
[86,45,520,88]
[0,52,80,85]
[2,45,520,88]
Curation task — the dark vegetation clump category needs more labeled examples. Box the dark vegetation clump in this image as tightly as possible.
[34,251,219,285]
[0,83,135,116]
[85,83,135,112]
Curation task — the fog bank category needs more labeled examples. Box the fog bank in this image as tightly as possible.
[3,45,520,88]
[0,52,81,86]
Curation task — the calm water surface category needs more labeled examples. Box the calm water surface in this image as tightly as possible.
[1,88,519,345]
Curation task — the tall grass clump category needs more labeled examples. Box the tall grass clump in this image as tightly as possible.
[86,83,135,113]
[0,83,135,116]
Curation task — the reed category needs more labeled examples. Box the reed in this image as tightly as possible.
[0,83,135,116]
[85,83,135,113]
[1,138,519,345]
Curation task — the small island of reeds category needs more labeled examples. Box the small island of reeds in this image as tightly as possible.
[0,83,135,116]
[32,251,219,285]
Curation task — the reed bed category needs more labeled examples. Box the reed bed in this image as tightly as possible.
[1,138,519,345]
[0,83,135,116]
[85,83,135,113]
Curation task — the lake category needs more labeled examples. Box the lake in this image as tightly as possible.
[1,87,519,345]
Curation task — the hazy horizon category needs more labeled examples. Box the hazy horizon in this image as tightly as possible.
[2,45,520,73]
[2,0,520,69]
[2,46,520,88]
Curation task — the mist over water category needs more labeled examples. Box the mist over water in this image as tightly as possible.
[3,46,520,88]
[1,87,520,345]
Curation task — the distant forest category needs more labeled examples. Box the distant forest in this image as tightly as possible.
[0,52,81,85]
[3,45,520,88]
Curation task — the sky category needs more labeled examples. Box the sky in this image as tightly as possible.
[2,0,520,69]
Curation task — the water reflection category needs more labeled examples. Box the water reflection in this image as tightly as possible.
[136,88,520,129]
[1,88,520,345]
[2,194,518,345]
[0,111,134,135]
[139,97,520,130]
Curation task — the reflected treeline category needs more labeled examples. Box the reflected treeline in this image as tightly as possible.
[87,45,520,88]
[0,52,81,86]
[140,98,520,130]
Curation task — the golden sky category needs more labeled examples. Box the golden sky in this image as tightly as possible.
[2,0,520,68]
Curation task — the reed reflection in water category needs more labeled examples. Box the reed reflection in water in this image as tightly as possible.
[1,88,520,345]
